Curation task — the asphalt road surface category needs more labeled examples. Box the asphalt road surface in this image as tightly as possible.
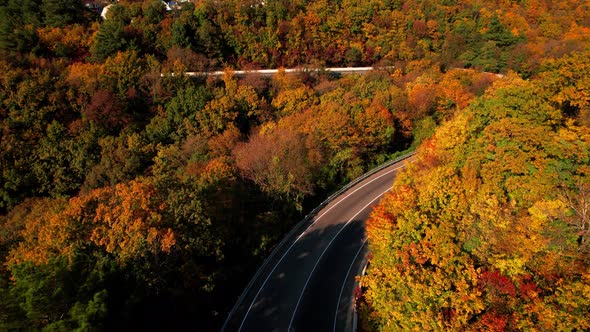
[222,155,414,332]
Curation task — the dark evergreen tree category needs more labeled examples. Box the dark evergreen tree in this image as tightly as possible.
[41,0,85,27]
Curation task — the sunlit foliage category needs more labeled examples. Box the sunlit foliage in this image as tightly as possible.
[362,68,590,331]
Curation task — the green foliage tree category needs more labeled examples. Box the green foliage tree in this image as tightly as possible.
[0,0,42,53]
[8,256,109,330]
[90,5,138,62]
[33,121,99,197]
[83,133,151,190]
[101,50,145,98]
[143,0,166,25]
[170,9,198,49]
[145,84,213,144]
[41,0,85,28]
[90,19,129,62]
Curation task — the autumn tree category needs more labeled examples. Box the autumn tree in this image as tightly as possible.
[197,69,262,137]
[539,49,590,126]
[234,124,321,209]
[36,24,92,59]
[270,69,317,117]
[0,175,179,328]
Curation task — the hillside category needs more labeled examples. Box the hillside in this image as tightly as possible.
[0,0,589,330]
[362,52,590,330]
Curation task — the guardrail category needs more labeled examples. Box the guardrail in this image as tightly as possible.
[186,67,378,77]
[220,151,416,331]
[160,66,396,78]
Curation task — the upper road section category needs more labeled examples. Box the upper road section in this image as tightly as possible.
[222,154,415,332]
[185,67,388,77]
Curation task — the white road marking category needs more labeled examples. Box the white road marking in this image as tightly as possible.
[287,188,390,331]
[237,163,406,331]
[297,164,405,240]
[333,239,367,332]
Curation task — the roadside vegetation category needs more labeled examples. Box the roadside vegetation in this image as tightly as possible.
[362,54,590,330]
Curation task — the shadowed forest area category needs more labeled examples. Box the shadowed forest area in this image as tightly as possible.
[0,0,589,330]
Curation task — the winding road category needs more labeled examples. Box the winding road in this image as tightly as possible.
[222,154,415,331]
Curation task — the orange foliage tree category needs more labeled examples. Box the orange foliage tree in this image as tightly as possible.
[9,179,174,266]
[234,124,322,209]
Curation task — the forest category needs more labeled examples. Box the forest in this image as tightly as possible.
[0,0,588,330]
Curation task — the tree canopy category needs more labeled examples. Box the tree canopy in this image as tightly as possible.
[1,0,589,330]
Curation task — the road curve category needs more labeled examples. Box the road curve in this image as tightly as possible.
[222,154,414,332]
